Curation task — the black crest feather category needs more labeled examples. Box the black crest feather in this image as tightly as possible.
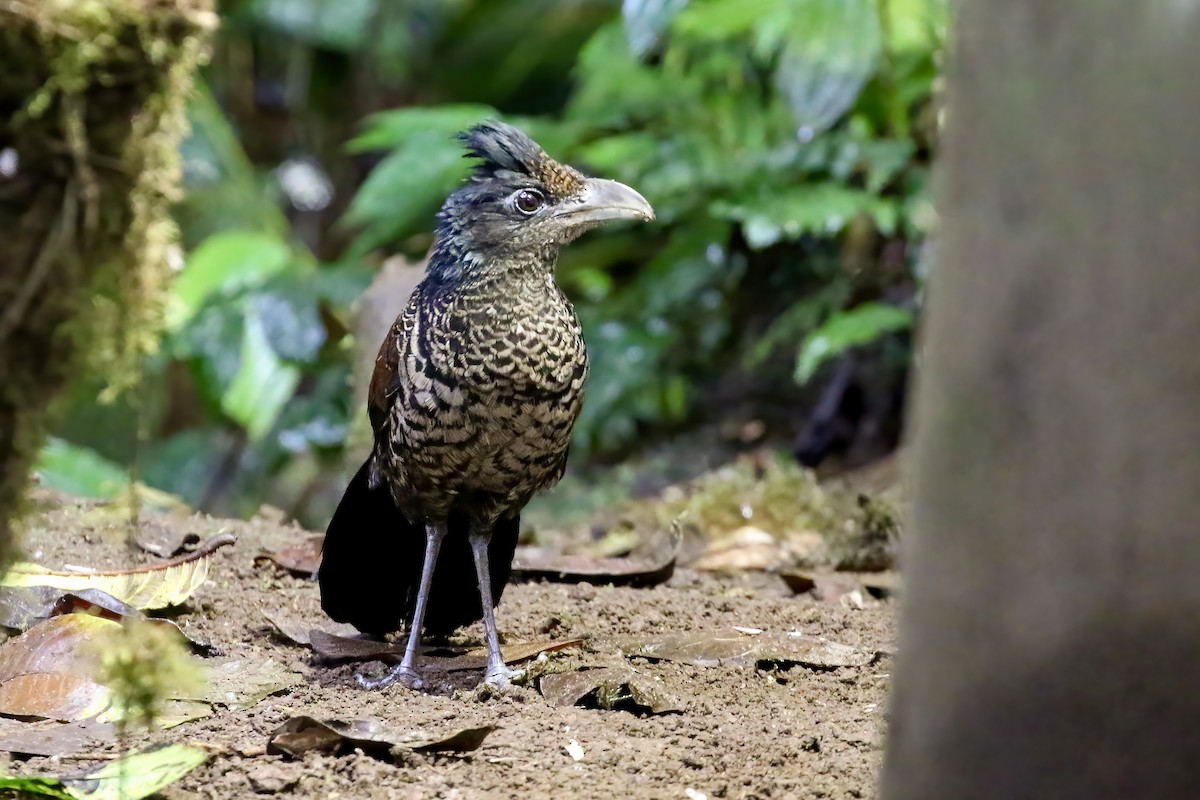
[458,121,546,178]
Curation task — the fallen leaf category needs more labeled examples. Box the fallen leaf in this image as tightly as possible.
[267,716,496,761]
[0,586,68,631]
[511,525,680,588]
[157,699,213,729]
[1,534,237,610]
[0,775,75,799]
[0,586,209,653]
[66,743,206,800]
[256,534,324,577]
[0,717,115,757]
[308,630,400,661]
[538,667,682,715]
[0,615,118,685]
[134,524,200,559]
[620,629,877,670]
[261,609,358,646]
[175,658,301,711]
[0,744,204,800]
[688,526,787,572]
[308,630,581,672]
[436,638,584,672]
[0,674,111,722]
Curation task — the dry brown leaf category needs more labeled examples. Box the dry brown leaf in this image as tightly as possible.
[0,716,114,756]
[621,629,877,670]
[255,535,324,577]
[0,674,111,722]
[511,525,680,588]
[0,534,237,610]
[539,667,682,715]
[267,716,496,761]
[308,630,580,671]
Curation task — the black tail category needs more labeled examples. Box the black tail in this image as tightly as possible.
[318,461,520,638]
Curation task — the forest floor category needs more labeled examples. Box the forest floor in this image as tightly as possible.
[3,458,900,800]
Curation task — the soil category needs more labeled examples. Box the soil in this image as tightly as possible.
[5,490,897,800]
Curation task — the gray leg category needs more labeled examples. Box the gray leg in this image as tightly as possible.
[468,525,518,687]
[357,520,447,690]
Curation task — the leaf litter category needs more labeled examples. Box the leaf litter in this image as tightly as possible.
[1,534,237,610]
[620,628,878,670]
[267,716,496,761]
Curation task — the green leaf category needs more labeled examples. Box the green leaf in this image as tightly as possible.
[177,85,290,248]
[344,131,471,253]
[168,231,294,330]
[672,0,781,40]
[0,744,205,800]
[34,439,127,499]
[68,744,207,800]
[773,0,883,138]
[795,303,913,384]
[713,185,898,249]
[221,306,301,441]
[349,104,496,153]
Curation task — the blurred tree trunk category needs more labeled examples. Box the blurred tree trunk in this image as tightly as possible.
[881,2,1200,798]
[0,1,215,562]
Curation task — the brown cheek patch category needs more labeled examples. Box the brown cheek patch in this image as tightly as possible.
[533,158,586,200]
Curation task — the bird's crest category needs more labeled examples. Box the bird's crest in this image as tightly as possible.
[458,121,585,199]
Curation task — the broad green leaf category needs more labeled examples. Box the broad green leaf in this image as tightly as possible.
[622,0,690,57]
[773,0,883,138]
[34,439,127,500]
[167,231,293,330]
[177,85,289,248]
[795,303,913,383]
[69,744,207,800]
[344,131,471,253]
[886,0,950,52]
[672,0,781,40]
[350,104,496,153]
[220,306,301,441]
[0,776,76,799]
[1,535,236,611]
[713,185,898,249]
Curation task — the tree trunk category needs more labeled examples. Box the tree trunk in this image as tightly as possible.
[882,2,1200,798]
[0,0,214,562]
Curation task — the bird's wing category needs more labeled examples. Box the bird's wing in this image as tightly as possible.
[367,313,407,437]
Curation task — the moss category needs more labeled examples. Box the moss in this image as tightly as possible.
[0,0,216,563]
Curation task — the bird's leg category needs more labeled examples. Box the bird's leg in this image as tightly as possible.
[468,525,519,687]
[357,520,447,691]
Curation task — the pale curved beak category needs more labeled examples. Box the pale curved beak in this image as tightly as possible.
[554,178,655,226]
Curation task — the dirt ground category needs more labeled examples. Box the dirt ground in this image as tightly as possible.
[5,489,897,800]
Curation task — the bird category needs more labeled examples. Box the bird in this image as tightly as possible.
[318,120,654,689]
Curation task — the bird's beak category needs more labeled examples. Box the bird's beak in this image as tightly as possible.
[554,178,655,226]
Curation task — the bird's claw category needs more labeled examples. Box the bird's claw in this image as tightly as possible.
[483,664,523,688]
[356,663,424,691]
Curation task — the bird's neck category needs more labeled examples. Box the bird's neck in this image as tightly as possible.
[427,235,559,288]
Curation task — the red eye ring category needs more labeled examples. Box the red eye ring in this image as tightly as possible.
[514,189,545,215]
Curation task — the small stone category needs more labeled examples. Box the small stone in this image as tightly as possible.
[247,761,301,794]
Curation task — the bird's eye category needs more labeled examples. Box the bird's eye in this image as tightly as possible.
[513,189,545,215]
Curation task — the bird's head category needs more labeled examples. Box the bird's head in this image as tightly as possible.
[430,121,654,275]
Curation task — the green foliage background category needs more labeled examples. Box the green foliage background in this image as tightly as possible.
[39,0,944,526]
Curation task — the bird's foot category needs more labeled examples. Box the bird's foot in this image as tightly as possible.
[483,663,524,689]
[356,663,424,691]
